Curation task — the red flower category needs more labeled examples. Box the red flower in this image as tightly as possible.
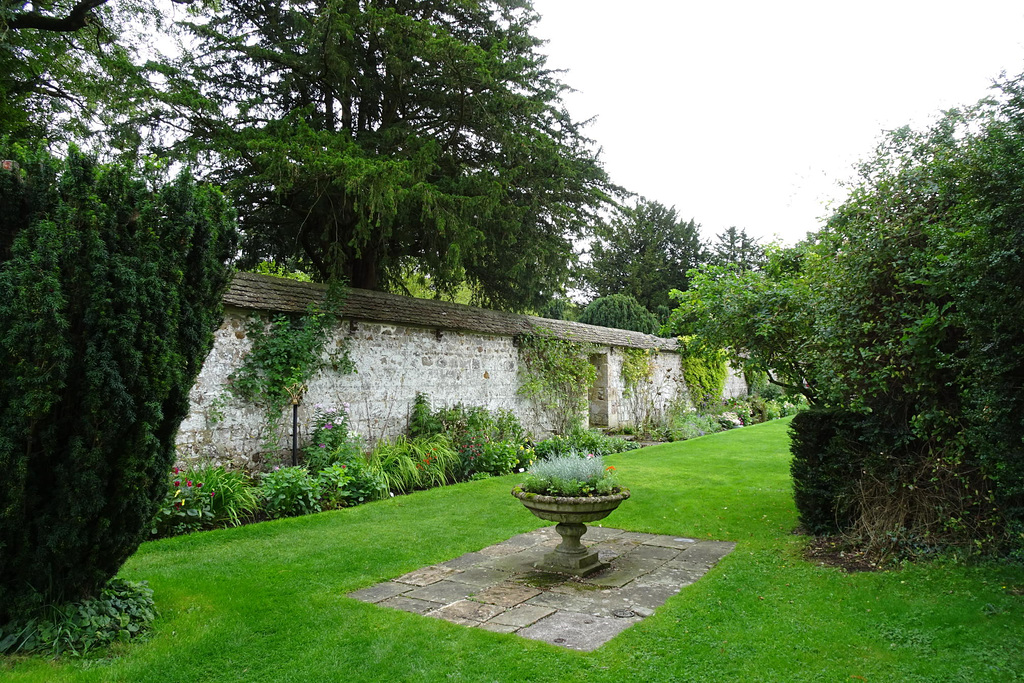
[172,467,179,475]
[197,482,203,488]
[187,480,193,487]
[174,480,180,487]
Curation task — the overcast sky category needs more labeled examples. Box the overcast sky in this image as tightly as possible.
[530,0,1024,245]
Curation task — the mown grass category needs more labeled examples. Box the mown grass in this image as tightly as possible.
[3,419,1022,682]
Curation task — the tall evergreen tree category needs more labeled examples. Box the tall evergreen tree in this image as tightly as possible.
[0,146,236,623]
[146,0,614,311]
[583,198,705,312]
[709,226,765,270]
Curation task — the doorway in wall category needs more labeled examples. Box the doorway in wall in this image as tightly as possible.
[588,353,609,428]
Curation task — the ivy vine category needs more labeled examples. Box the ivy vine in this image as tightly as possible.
[229,281,355,452]
[516,329,598,435]
[678,336,728,409]
[620,347,656,397]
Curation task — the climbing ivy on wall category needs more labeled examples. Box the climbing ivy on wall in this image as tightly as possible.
[620,347,661,433]
[678,337,728,409]
[516,330,598,435]
[621,348,656,397]
[229,282,355,453]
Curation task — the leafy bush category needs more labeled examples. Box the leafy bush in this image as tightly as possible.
[304,403,363,472]
[259,467,322,519]
[0,579,156,658]
[471,441,533,477]
[316,463,354,509]
[668,412,724,441]
[519,454,620,497]
[150,468,215,537]
[407,395,531,478]
[337,460,389,505]
[789,409,865,535]
[0,145,236,624]
[534,428,640,460]
[408,392,444,439]
[577,293,659,335]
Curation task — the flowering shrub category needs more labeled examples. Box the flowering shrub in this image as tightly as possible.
[183,463,259,527]
[519,454,620,497]
[305,403,363,472]
[151,467,215,536]
[259,466,322,519]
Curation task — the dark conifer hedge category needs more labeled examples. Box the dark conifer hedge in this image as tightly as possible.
[0,146,236,624]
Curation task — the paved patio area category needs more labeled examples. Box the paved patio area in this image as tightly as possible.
[348,526,735,651]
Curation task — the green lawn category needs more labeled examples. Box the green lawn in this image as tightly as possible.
[4,419,1023,682]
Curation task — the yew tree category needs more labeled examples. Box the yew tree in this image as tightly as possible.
[150,0,614,310]
[0,145,236,623]
[582,198,705,312]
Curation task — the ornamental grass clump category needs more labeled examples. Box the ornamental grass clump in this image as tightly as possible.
[519,454,620,497]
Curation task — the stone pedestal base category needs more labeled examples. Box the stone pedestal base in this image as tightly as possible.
[533,522,609,577]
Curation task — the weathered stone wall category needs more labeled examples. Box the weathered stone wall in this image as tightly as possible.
[175,274,747,467]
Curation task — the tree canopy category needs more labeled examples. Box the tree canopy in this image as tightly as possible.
[0,0,155,143]
[671,79,1024,555]
[581,198,705,313]
[708,226,765,270]
[143,0,614,311]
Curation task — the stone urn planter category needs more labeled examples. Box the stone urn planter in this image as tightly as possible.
[512,487,630,577]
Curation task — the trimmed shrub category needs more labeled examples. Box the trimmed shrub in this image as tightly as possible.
[0,146,235,624]
[578,293,659,335]
[789,409,866,535]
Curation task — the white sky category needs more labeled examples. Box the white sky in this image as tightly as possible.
[530,0,1024,245]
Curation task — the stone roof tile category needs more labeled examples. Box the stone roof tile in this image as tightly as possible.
[224,272,678,351]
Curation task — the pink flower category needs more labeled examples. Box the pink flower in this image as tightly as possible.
[172,467,179,475]
[210,492,215,498]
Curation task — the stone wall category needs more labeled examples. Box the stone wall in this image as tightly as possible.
[175,274,746,467]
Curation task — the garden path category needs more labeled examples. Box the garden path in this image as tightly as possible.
[349,526,735,651]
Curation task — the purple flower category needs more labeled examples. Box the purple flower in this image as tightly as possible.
[325,423,333,429]
[319,443,326,448]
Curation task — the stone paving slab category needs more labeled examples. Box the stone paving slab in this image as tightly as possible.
[447,566,513,588]
[347,581,410,604]
[486,604,556,628]
[428,599,505,624]
[394,565,455,586]
[348,527,735,651]
[405,580,476,604]
[473,584,542,607]
[438,552,489,570]
[378,595,442,615]
[517,610,641,652]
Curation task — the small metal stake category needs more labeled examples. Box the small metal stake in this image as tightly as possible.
[291,399,299,467]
